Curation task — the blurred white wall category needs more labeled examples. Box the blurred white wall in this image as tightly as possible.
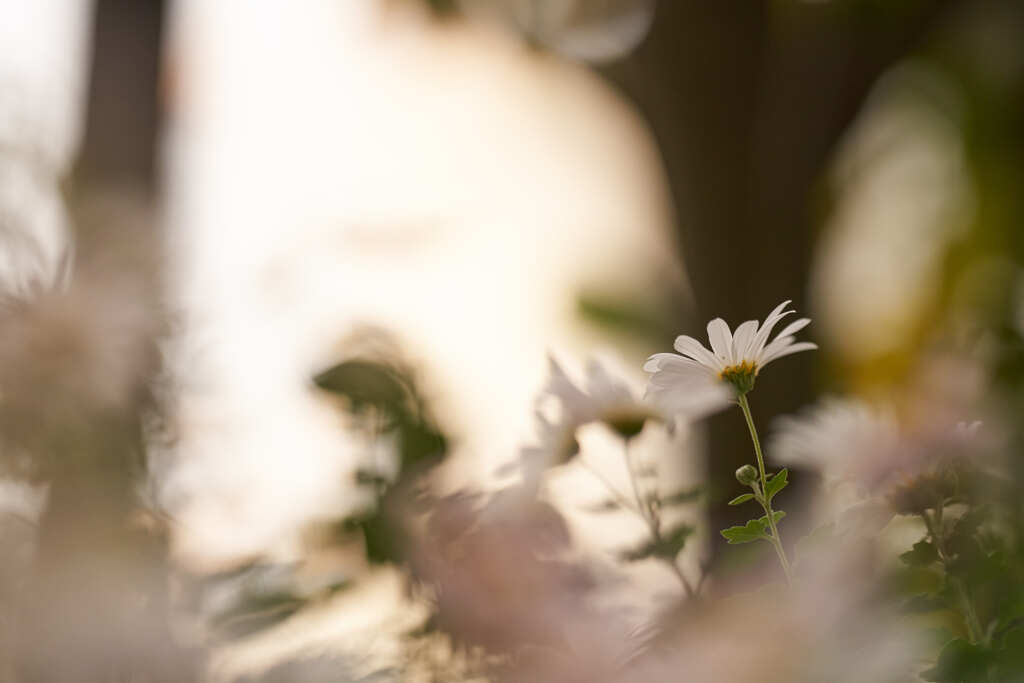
[0,0,91,296]
[162,0,685,570]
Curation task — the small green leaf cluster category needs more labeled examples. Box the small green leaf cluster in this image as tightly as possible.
[721,511,786,545]
[893,496,1024,683]
[720,469,788,546]
[598,486,702,564]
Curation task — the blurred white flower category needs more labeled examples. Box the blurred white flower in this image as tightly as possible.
[771,397,902,485]
[772,396,991,523]
[643,300,817,417]
[547,355,667,437]
[518,356,670,490]
[954,419,983,439]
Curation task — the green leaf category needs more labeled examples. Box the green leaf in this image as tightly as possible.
[721,518,770,545]
[728,493,755,506]
[619,541,658,562]
[764,469,789,503]
[921,638,993,682]
[900,540,939,567]
[996,627,1024,672]
[902,593,949,614]
[758,510,786,527]
[620,524,695,562]
[662,487,703,505]
[655,524,695,560]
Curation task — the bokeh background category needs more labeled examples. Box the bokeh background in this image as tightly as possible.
[2,0,1024,681]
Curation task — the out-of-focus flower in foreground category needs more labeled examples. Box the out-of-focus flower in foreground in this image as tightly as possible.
[772,396,991,519]
[644,300,816,418]
[771,397,903,485]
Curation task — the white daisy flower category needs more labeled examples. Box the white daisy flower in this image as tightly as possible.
[643,300,817,418]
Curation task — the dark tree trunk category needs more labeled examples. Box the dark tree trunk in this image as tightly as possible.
[14,1,199,680]
[600,0,962,574]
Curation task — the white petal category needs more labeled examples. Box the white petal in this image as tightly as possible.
[673,335,722,370]
[748,300,793,359]
[644,352,695,372]
[760,341,817,366]
[761,300,792,328]
[645,368,732,419]
[730,320,758,361]
[773,317,811,341]
[706,318,733,362]
[646,355,717,387]
[545,355,587,403]
[757,334,794,363]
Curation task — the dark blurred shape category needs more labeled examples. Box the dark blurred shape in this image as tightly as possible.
[73,0,164,192]
[178,345,454,647]
[314,350,449,565]
[599,0,979,559]
[1,1,201,680]
[314,357,448,475]
[6,203,197,683]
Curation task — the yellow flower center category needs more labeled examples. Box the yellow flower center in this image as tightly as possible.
[719,361,758,395]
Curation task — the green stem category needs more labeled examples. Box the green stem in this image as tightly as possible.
[578,457,641,517]
[623,439,695,598]
[737,393,793,584]
[924,508,985,645]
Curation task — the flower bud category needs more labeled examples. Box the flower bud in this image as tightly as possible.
[735,464,758,486]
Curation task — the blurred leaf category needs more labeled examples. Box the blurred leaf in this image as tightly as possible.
[620,524,694,561]
[947,535,994,580]
[654,524,695,560]
[662,487,703,505]
[728,493,755,506]
[344,504,407,565]
[576,293,676,345]
[619,541,657,562]
[764,469,788,504]
[901,540,940,567]
[315,356,449,567]
[952,504,990,539]
[903,593,950,614]
[921,638,993,683]
[425,0,457,15]
[996,627,1024,672]
[896,565,947,597]
[313,360,408,416]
